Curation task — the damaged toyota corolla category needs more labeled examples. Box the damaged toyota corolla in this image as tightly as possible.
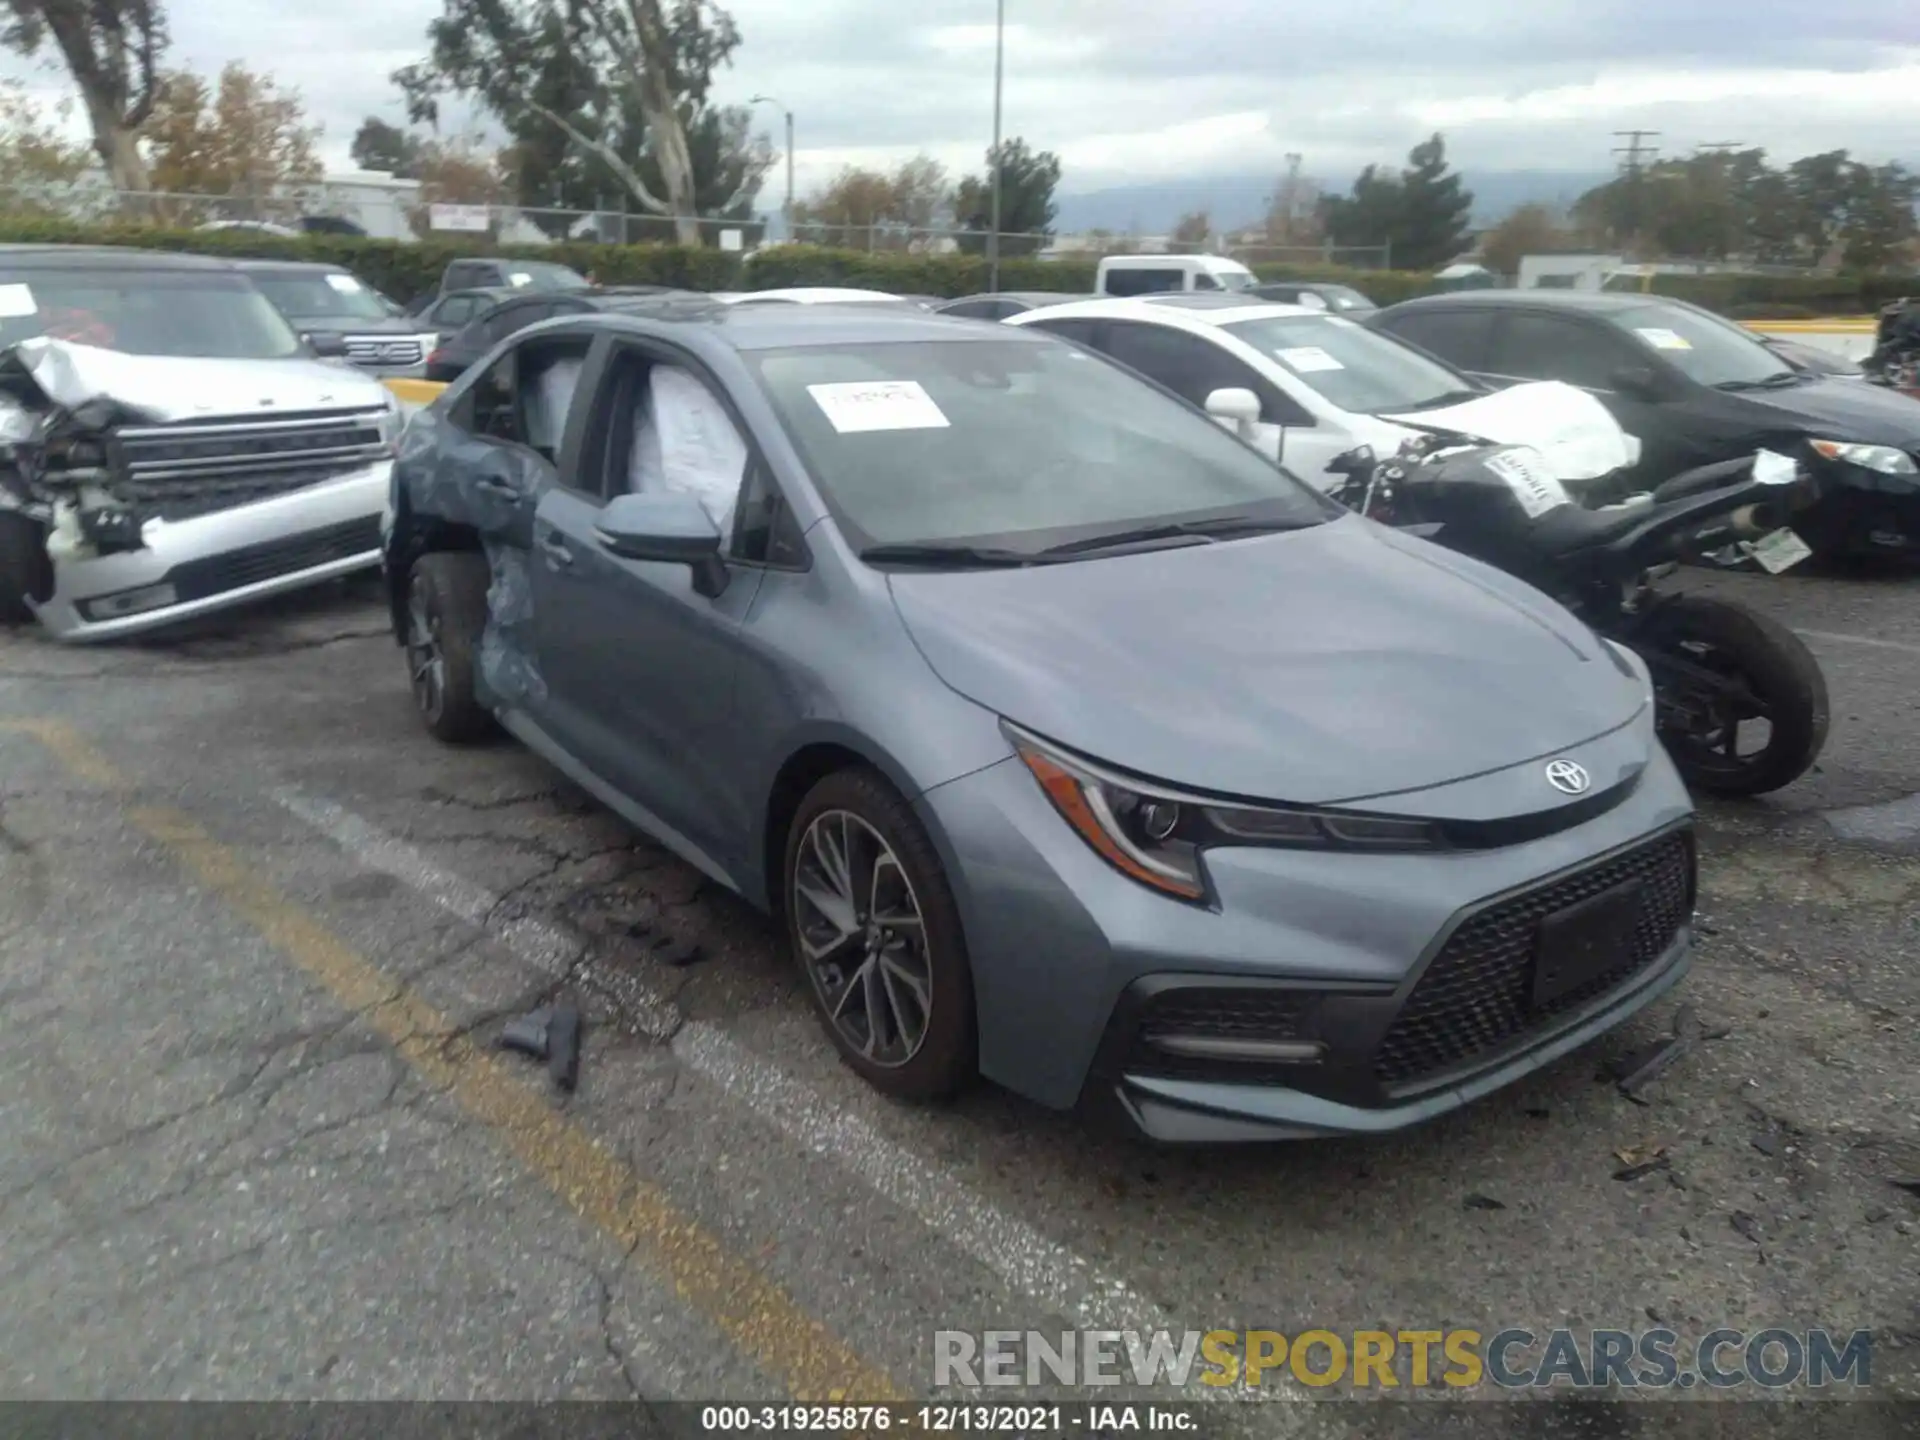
[0,246,403,640]
[384,299,1697,1141]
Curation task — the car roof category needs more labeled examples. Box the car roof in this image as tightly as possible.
[1388,289,1668,313]
[227,258,352,276]
[536,297,1046,352]
[0,243,239,272]
[1140,293,1275,311]
[942,291,1084,306]
[1006,295,1316,327]
[724,287,906,304]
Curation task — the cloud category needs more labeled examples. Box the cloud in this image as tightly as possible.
[2,0,1917,214]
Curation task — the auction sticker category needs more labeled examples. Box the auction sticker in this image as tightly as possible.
[1274,346,1344,372]
[808,380,951,433]
[0,283,36,317]
[325,273,364,293]
[1633,327,1692,351]
[1484,447,1571,518]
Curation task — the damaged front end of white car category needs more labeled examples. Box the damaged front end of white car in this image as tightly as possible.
[0,337,400,643]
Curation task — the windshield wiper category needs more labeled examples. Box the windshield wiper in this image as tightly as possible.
[860,542,1040,568]
[1715,372,1805,391]
[1039,515,1308,556]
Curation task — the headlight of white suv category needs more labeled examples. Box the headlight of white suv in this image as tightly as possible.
[1810,440,1916,475]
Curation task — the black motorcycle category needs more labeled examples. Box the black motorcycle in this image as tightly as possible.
[1326,434,1830,798]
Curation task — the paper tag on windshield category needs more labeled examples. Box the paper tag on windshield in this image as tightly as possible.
[808,380,950,434]
[1742,527,1813,574]
[1484,448,1571,519]
[508,272,532,288]
[0,283,36,317]
[325,273,363,294]
[1633,326,1692,351]
[1751,448,1798,486]
[1275,346,1343,373]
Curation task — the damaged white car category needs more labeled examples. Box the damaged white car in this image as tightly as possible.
[0,247,402,641]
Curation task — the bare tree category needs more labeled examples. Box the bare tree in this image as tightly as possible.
[1,0,165,191]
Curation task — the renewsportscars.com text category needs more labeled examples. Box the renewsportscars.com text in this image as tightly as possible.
[933,1327,1874,1391]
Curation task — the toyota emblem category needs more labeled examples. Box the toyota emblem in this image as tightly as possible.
[1545,759,1591,795]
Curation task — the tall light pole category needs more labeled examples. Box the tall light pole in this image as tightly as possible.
[986,0,1005,292]
[750,94,795,239]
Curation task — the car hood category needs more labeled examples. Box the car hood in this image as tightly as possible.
[1728,373,1920,446]
[887,514,1644,806]
[1378,380,1641,481]
[290,314,434,338]
[0,337,391,425]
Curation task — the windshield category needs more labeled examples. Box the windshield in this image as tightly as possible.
[0,268,304,359]
[505,261,591,293]
[252,271,392,324]
[750,337,1336,554]
[1220,313,1475,414]
[1604,303,1794,388]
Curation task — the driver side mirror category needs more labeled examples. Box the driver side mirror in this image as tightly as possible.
[1204,386,1262,443]
[1609,362,1666,401]
[304,330,349,359]
[593,490,730,597]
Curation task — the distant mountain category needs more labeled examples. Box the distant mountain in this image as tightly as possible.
[1052,169,1616,237]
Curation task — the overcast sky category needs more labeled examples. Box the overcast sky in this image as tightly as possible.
[6,0,1920,201]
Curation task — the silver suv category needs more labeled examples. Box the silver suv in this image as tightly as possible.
[0,246,401,642]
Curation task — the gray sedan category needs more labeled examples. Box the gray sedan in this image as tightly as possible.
[382,300,1696,1141]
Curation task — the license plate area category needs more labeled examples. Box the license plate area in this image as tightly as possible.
[1532,880,1645,1009]
[1741,527,1813,573]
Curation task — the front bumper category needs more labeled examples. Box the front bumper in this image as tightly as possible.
[916,729,1695,1139]
[1807,462,1920,557]
[28,464,389,642]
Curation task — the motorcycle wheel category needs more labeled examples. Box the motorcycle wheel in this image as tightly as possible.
[1635,595,1829,797]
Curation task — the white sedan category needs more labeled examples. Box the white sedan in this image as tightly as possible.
[1005,295,1639,492]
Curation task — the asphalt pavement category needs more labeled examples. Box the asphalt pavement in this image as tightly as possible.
[0,563,1916,1433]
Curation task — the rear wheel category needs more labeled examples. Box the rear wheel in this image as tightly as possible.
[405,551,493,743]
[0,510,53,625]
[784,768,977,1101]
[1638,595,1829,797]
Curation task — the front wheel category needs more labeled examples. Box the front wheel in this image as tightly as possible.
[1635,595,1829,797]
[405,551,494,743]
[783,768,977,1101]
[0,509,53,625]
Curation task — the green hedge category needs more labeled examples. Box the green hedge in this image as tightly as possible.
[0,215,1908,316]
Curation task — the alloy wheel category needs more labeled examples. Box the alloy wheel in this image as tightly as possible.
[406,584,446,723]
[791,809,933,1068]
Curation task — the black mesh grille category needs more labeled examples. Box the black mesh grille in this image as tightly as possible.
[1125,988,1315,1084]
[1374,829,1694,1088]
[166,516,382,603]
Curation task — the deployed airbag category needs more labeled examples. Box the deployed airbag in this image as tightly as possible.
[628,365,747,532]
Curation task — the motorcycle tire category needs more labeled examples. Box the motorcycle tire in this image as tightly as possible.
[1635,595,1829,798]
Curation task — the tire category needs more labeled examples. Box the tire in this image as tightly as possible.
[783,767,977,1101]
[1637,594,1829,797]
[0,509,53,626]
[405,551,494,743]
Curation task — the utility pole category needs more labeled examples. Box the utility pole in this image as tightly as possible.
[987,0,1005,292]
[749,95,795,239]
[1611,129,1660,248]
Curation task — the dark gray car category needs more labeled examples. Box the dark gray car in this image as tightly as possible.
[382,300,1696,1141]
[232,259,439,377]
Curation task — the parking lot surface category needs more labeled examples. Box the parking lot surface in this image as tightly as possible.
[1,564,1916,1429]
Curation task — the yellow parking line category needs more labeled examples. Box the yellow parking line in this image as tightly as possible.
[0,718,902,1405]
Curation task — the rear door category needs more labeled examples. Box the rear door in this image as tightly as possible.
[529,339,770,880]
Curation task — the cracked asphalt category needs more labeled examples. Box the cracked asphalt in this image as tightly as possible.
[0,565,1916,1431]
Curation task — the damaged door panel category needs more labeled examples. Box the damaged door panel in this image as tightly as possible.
[531,343,766,875]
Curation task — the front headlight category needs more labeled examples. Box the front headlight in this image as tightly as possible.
[1810,439,1916,475]
[1006,725,1446,903]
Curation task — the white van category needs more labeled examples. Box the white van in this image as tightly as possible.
[1095,254,1258,297]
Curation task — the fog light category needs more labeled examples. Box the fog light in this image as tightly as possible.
[81,582,178,620]
[1146,1034,1327,1064]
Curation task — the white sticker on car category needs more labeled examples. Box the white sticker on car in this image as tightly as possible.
[1633,326,1692,350]
[1751,448,1798,485]
[508,272,532,287]
[325,273,364,293]
[0,283,36,317]
[1274,346,1344,372]
[1484,447,1571,519]
[808,380,951,434]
